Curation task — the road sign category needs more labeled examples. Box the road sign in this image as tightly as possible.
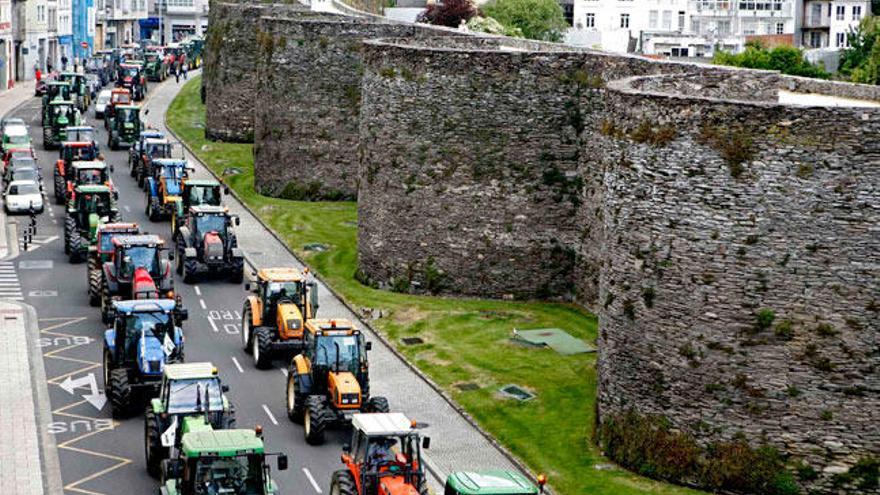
[81,41,89,49]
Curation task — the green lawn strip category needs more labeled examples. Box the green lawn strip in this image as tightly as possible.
[168,76,702,495]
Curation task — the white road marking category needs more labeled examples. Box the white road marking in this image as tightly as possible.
[199,299,206,309]
[194,285,201,296]
[261,404,279,426]
[280,368,288,377]
[206,316,219,333]
[231,357,244,373]
[303,468,322,493]
[123,205,131,212]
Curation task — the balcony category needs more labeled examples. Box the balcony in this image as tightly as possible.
[803,14,830,28]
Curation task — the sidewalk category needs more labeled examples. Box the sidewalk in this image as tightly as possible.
[154,74,526,489]
[0,81,36,260]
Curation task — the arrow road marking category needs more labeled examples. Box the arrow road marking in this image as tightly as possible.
[60,373,107,411]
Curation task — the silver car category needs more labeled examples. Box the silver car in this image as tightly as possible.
[4,179,43,214]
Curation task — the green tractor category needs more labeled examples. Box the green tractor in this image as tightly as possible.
[43,101,82,150]
[144,362,236,476]
[183,38,205,70]
[171,179,227,240]
[58,72,91,112]
[144,51,169,82]
[41,81,72,125]
[157,428,288,495]
[107,105,144,150]
[444,471,546,495]
[64,184,121,263]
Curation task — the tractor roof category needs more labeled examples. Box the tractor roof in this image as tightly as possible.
[142,130,164,138]
[65,126,94,132]
[72,160,107,169]
[191,205,227,215]
[98,222,139,233]
[164,362,218,380]
[112,234,163,247]
[181,429,265,458]
[306,319,358,336]
[352,413,414,437]
[144,138,168,145]
[186,179,221,187]
[48,81,70,86]
[257,267,304,283]
[153,158,186,166]
[4,126,28,136]
[112,299,177,314]
[111,88,131,94]
[445,471,538,495]
[50,100,75,105]
[75,184,111,193]
[61,141,94,148]
[116,104,140,110]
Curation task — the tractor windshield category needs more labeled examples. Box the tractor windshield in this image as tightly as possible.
[122,67,139,78]
[67,129,95,143]
[64,146,96,161]
[77,168,105,185]
[112,93,132,105]
[314,335,361,371]
[167,378,223,414]
[193,456,265,495]
[119,108,139,124]
[195,215,226,237]
[147,143,171,158]
[124,312,171,355]
[54,105,73,118]
[100,233,119,252]
[160,165,184,180]
[266,281,300,301]
[146,54,159,63]
[189,186,220,206]
[122,246,158,274]
[80,193,112,216]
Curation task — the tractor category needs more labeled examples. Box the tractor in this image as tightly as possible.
[117,63,147,101]
[286,319,389,445]
[88,223,140,306]
[107,105,144,150]
[43,101,82,150]
[175,206,244,284]
[131,136,179,188]
[104,88,133,124]
[183,37,205,70]
[444,471,545,495]
[144,51,169,82]
[100,234,177,324]
[57,161,115,205]
[145,159,190,221]
[41,81,72,125]
[58,72,91,111]
[242,267,319,369]
[64,126,100,152]
[157,427,288,495]
[171,179,226,240]
[144,362,236,476]
[102,299,186,417]
[331,413,431,495]
[54,141,99,203]
[64,184,121,263]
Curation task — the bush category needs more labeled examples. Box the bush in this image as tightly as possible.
[417,0,478,28]
[466,15,523,37]
[481,0,568,42]
[714,41,829,79]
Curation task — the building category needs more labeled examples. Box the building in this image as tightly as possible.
[54,0,74,68]
[13,0,49,79]
[0,0,12,88]
[100,0,148,48]
[142,0,208,45]
[799,0,868,48]
[72,0,95,59]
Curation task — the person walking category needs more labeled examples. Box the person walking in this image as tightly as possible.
[174,62,180,83]
[35,67,41,82]
[61,55,68,71]
[182,62,188,80]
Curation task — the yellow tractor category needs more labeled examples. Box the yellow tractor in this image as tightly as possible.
[286,319,389,445]
[242,267,319,369]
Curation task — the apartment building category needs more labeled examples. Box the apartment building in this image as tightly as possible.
[0,0,11,87]
[141,0,207,44]
[800,0,868,48]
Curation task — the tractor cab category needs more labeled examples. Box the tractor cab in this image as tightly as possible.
[159,428,287,495]
[106,88,132,121]
[54,141,98,203]
[173,179,226,236]
[117,63,146,100]
[65,126,98,150]
[70,161,113,190]
[103,299,186,416]
[95,223,140,260]
[44,101,81,149]
[100,233,178,322]
[144,51,168,81]
[107,105,143,150]
[175,205,243,283]
[444,472,544,495]
[129,130,168,185]
[58,72,91,110]
[42,82,72,123]
[335,413,431,495]
[65,184,120,262]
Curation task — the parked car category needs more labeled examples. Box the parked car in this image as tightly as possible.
[94,90,112,119]
[6,166,42,187]
[6,155,37,175]
[4,180,43,214]
[0,118,26,136]
[2,125,31,153]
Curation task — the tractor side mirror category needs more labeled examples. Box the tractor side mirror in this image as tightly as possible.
[422,437,431,450]
[144,108,150,116]
[109,164,114,173]
[167,250,175,261]
[234,216,240,226]
[113,191,119,200]
[365,342,372,351]
[244,283,250,291]
[342,443,351,453]
[221,385,230,393]
[176,309,188,322]
[277,454,288,471]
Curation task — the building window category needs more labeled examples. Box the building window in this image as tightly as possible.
[585,12,595,28]
[678,11,685,30]
[671,47,689,57]
[620,13,630,28]
[717,20,730,35]
[837,32,846,47]
[776,22,784,34]
[662,10,672,29]
[743,21,756,35]
[691,18,700,34]
[562,2,574,25]
[810,31,823,47]
[836,5,845,20]
[852,6,861,20]
[649,10,658,29]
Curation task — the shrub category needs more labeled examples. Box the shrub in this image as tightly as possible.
[714,40,829,79]
[754,309,776,333]
[417,0,479,27]
[775,320,794,340]
[481,0,568,42]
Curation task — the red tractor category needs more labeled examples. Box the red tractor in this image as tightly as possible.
[331,413,431,495]
[88,223,140,306]
[103,88,132,128]
[100,234,178,324]
[54,141,101,203]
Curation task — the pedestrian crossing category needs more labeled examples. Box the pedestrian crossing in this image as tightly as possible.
[0,261,22,301]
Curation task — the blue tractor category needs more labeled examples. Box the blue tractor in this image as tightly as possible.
[145,159,191,222]
[103,299,187,418]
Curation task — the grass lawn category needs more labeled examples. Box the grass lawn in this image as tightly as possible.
[168,76,702,495]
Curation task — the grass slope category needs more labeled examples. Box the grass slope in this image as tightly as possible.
[168,76,701,495]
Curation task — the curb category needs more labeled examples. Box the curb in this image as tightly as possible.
[164,77,548,492]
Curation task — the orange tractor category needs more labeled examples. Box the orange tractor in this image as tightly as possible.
[331,413,430,495]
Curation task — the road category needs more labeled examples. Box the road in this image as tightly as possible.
[11,85,349,495]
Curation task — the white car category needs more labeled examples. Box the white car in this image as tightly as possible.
[4,179,43,214]
[95,89,112,119]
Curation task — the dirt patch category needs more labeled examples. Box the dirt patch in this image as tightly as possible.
[392,307,429,325]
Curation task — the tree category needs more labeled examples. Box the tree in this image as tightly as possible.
[417,0,478,28]
[713,41,830,79]
[481,0,568,42]
[839,16,880,83]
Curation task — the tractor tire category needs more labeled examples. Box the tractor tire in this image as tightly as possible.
[304,396,332,445]
[144,407,167,478]
[68,231,85,263]
[175,243,184,275]
[330,470,357,495]
[241,306,254,352]
[148,196,161,222]
[365,396,390,414]
[417,478,429,495]
[224,406,237,429]
[252,327,273,369]
[108,368,133,419]
[101,277,114,325]
[286,372,305,424]
[229,266,243,284]
[63,217,75,254]
[182,257,197,284]
[54,174,65,204]
[87,258,101,306]
[137,168,145,189]
[129,158,136,177]
[43,127,51,150]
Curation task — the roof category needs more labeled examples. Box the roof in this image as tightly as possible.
[185,179,221,186]
[61,141,94,148]
[115,104,140,110]
[7,179,40,188]
[4,126,28,136]
[181,429,265,458]
[257,267,304,282]
[75,184,111,193]
[65,126,94,131]
[47,81,70,85]
[71,161,107,169]
[191,205,227,215]
[144,138,169,144]
[111,234,163,246]
[98,222,139,233]
[153,158,186,166]
[307,319,357,334]
[164,362,217,380]
[445,471,538,495]
[49,100,75,105]
[352,413,413,437]
[112,299,177,314]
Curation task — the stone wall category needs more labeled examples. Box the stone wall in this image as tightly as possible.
[595,72,880,493]
[782,73,880,101]
[204,1,311,142]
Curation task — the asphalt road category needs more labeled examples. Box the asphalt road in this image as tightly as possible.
[12,89,351,495]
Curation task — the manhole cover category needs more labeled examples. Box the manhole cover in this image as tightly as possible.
[455,382,480,392]
[303,243,328,252]
[401,337,424,345]
[222,167,242,176]
[499,384,535,401]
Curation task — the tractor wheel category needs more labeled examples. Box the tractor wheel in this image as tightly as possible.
[286,372,305,424]
[137,168,145,189]
[224,405,237,429]
[183,257,197,284]
[229,266,243,284]
[304,396,332,445]
[42,127,51,150]
[175,243,184,275]
[68,231,85,263]
[252,327,273,369]
[54,174,65,204]
[365,396,390,414]
[148,196,161,222]
[330,470,357,495]
[63,216,75,254]
[129,159,137,177]
[108,368,132,419]
[144,407,167,478]
[87,258,101,306]
[100,278,114,325]
[241,306,253,352]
